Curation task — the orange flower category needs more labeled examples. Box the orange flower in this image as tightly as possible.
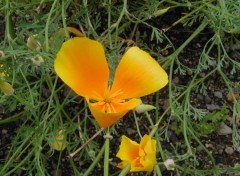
[116,135,157,172]
[54,37,168,128]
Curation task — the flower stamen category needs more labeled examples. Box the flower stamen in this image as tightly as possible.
[91,86,123,113]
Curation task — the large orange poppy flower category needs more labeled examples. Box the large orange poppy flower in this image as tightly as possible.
[54,37,168,128]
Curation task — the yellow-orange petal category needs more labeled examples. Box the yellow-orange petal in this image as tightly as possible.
[54,37,109,99]
[139,135,157,171]
[111,46,168,99]
[86,98,141,128]
[139,152,156,171]
[116,135,140,164]
[117,161,129,169]
[140,135,156,154]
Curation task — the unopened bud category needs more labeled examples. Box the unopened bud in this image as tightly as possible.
[135,103,156,113]
[49,130,66,151]
[31,55,44,66]
[0,50,5,58]
[164,159,175,170]
[0,81,14,95]
[27,34,41,52]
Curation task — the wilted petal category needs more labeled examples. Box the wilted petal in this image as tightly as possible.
[111,46,168,99]
[86,98,141,128]
[54,37,110,99]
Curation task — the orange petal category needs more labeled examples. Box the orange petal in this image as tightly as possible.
[139,152,156,172]
[139,135,157,171]
[111,47,168,99]
[116,135,139,164]
[86,98,141,128]
[54,37,109,99]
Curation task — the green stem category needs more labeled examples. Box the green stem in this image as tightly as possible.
[0,111,25,125]
[118,163,131,176]
[155,165,162,176]
[155,91,160,121]
[163,20,208,68]
[83,142,106,176]
[5,0,15,43]
[61,0,69,39]
[83,0,98,38]
[45,0,58,51]
[149,67,218,137]
[133,111,142,138]
[107,0,112,48]
[166,5,204,31]
[104,129,110,176]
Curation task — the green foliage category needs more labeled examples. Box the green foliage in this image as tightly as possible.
[1,0,240,175]
[196,105,229,135]
[172,105,229,136]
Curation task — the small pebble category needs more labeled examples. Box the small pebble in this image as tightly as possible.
[217,122,232,135]
[214,91,223,99]
[204,96,212,104]
[197,145,203,152]
[167,130,178,142]
[218,149,223,154]
[172,77,179,84]
[2,129,8,134]
[225,146,234,155]
[197,94,204,101]
[206,104,221,111]
[126,128,135,135]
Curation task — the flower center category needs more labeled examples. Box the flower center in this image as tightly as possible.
[91,86,123,113]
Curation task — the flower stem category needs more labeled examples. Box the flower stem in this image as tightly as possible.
[5,0,15,43]
[155,165,162,176]
[83,142,106,176]
[104,129,110,176]
[162,19,208,69]
[133,111,142,138]
[45,0,58,51]
[118,163,131,176]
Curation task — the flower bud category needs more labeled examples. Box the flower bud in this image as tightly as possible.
[31,55,44,66]
[164,159,175,170]
[135,103,156,113]
[0,50,5,58]
[27,34,41,52]
[0,81,14,95]
[49,130,66,151]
